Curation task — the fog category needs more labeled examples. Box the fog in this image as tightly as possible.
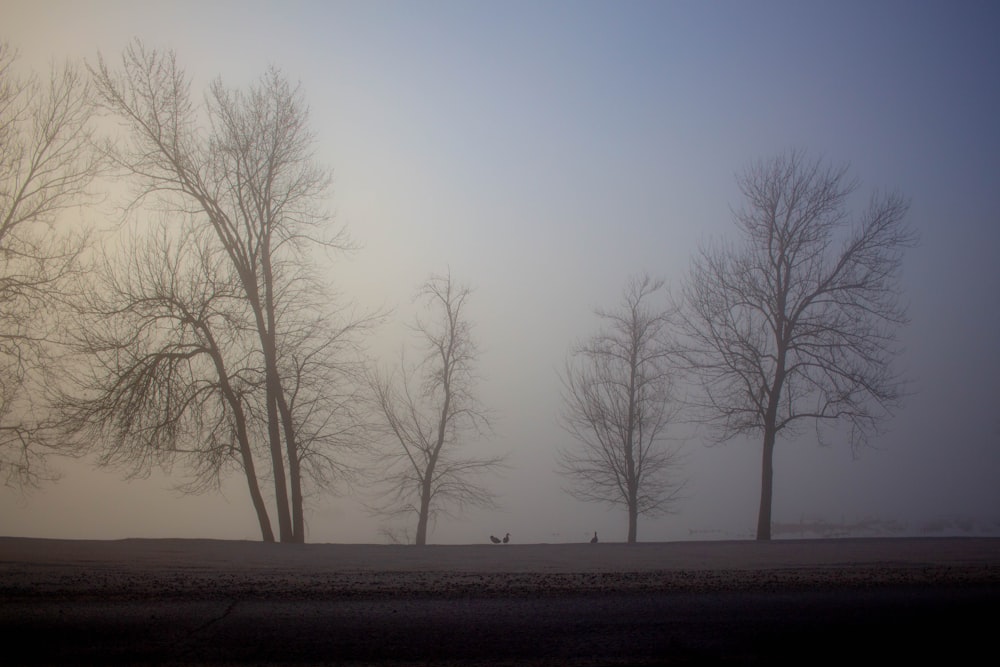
[2,0,998,544]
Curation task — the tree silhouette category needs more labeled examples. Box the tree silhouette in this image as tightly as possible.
[557,274,686,543]
[679,150,915,540]
[87,41,372,541]
[367,270,505,545]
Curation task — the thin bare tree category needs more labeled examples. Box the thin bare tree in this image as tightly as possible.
[557,274,685,543]
[89,40,361,542]
[0,43,100,488]
[678,150,915,540]
[367,271,505,545]
[277,290,383,536]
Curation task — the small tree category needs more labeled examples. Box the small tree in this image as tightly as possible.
[367,271,504,545]
[679,150,915,540]
[557,274,685,543]
[0,43,100,488]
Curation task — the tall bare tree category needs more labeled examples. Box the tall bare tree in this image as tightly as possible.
[90,40,358,542]
[367,271,504,545]
[0,43,100,488]
[557,274,685,543]
[679,150,915,540]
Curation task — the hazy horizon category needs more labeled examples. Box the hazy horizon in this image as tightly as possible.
[2,0,998,545]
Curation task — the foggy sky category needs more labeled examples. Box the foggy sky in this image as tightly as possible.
[2,0,998,544]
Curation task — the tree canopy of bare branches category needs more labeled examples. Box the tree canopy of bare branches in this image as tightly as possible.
[679,150,916,540]
[60,223,278,540]
[367,271,505,545]
[79,40,369,542]
[557,274,685,543]
[0,43,100,489]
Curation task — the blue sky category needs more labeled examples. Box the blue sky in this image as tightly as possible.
[2,1,998,542]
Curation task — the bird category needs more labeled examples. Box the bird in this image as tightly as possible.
[590,531,598,544]
[502,532,510,544]
[490,535,501,544]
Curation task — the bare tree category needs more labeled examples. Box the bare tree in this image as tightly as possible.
[367,271,505,545]
[0,43,100,488]
[90,40,361,542]
[60,223,277,541]
[557,274,685,543]
[679,150,915,540]
[278,290,383,537]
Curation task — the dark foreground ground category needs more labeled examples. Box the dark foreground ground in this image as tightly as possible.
[2,536,999,665]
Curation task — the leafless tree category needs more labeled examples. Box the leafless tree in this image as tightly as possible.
[277,288,383,536]
[367,271,505,545]
[89,40,361,542]
[678,150,915,540]
[0,43,100,488]
[557,274,685,543]
[60,223,277,541]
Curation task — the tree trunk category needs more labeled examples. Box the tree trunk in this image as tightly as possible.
[238,432,275,543]
[228,397,274,543]
[264,365,293,542]
[416,368,449,546]
[758,315,787,542]
[261,248,305,543]
[757,427,776,541]
[203,327,274,543]
[415,432,441,547]
[625,348,639,544]
[245,276,292,543]
[415,479,432,546]
[627,500,638,543]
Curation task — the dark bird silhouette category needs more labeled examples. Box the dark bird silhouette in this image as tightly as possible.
[590,531,598,543]
[490,535,501,544]
[502,532,510,544]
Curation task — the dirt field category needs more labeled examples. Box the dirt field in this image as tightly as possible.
[3,536,998,665]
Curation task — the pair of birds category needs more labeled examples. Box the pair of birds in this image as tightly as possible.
[489,532,598,544]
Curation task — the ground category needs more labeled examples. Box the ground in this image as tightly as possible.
[2,536,998,665]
